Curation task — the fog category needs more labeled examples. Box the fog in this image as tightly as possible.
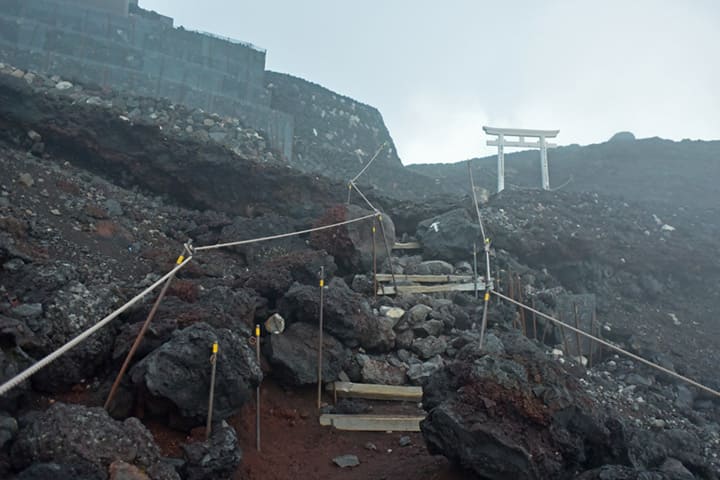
[140,0,720,164]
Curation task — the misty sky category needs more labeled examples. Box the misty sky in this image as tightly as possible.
[140,0,720,165]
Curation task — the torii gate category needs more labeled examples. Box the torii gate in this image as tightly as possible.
[482,126,560,192]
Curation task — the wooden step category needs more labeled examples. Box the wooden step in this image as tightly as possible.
[327,382,423,402]
[392,242,422,250]
[319,414,425,432]
[375,273,479,283]
[377,281,487,296]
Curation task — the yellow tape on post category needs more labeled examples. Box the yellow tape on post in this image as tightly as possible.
[484,292,490,302]
[176,255,185,265]
[212,342,218,354]
[319,279,325,287]
[255,325,261,338]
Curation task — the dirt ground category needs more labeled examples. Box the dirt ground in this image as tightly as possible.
[143,380,466,480]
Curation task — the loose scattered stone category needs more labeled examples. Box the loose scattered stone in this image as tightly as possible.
[333,454,360,468]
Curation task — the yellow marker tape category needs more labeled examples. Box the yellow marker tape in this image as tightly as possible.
[372,226,376,233]
[485,238,491,244]
[255,325,261,337]
[484,292,490,302]
[320,279,325,287]
[212,342,218,353]
[348,184,352,189]
[176,255,185,265]
[379,215,383,221]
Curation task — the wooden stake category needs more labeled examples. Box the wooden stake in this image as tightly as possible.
[317,266,325,410]
[255,325,261,451]
[105,270,176,411]
[573,303,583,359]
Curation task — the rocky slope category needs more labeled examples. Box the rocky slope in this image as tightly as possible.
[0,62,718,480]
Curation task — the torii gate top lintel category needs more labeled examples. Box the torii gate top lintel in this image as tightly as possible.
[483,125,560,192]
[482,126,559,138]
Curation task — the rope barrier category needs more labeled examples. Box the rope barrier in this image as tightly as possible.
[491,290,720,399]
[193,213,379,252]
[0,256,193,397]
[350,142,387,184]
[349,181,379,213]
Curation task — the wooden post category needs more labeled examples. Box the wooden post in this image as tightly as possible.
[105,267,177,411]
[372,220,377,301]
[573,303,583,360]
[255,324,261,451]
[532,298,538,340]
[317,266,325,410]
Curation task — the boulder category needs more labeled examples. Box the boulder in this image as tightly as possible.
[310,204,395,272]
[10,403,178,479]
[407,355,444,386]
[411,336,447,360]
[265,322,349,386]
[407,304,433,325]
[416,209,480,263]
[406,260,454,275]
[218,214,304,265]
[31,281,118,392]
[361,359,407,386]
[130,323,261,428]
[421,347,630,479]
[182,421,242,480]
[279,278,384,350]
[15,462,106,480]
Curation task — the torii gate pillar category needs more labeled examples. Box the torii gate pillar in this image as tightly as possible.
[483,127,560,192]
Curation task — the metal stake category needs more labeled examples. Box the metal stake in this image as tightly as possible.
[317,266,325,410]
[473,242,478,299]
[206,342,218,440]
[372,221,377,300]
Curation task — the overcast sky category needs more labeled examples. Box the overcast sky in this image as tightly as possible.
[140,0,719,165]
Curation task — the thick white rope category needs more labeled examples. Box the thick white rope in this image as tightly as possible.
[350,142,387,184]
[0,257,193,397]
[349,181,379,213]
[492,290,720,399]
[193,212,379,252]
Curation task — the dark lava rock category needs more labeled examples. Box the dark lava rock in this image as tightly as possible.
[421,347,628,479]
[0,347,33,412]
[310,204,395,272]
[279,278,385,350]
[14,461,106,480]
[265,322,349,386]
[130,323,261,428]
[218,214,305,265]
[182,421,241,480]
[416,208,480,263]
[10,402,177,479]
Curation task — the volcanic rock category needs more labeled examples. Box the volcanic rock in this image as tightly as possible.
[10,402,178,479]
[130,323,261,428]
[265,322,349,386]
[421,347,629,479]
[416,208,480,263]
[279,278,385,350]
[182,421,242,480]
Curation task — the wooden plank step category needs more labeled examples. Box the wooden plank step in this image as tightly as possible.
[378,282,487,296]
[319,414,425,432]
[392,242,422,250]
[327,382,423,402]
[375,273,479,283]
